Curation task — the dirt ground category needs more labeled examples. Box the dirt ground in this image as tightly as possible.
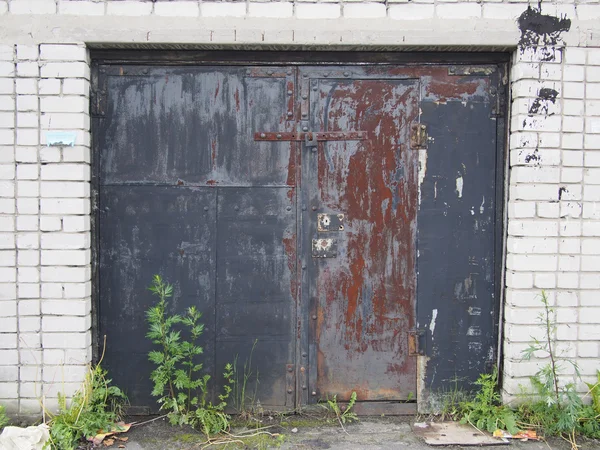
[94,415,600,450]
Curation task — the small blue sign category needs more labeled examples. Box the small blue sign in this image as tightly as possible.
[46,131,77,147]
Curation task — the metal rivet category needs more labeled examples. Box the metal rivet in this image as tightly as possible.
[312,86,317,91]
[302,386,307,390]
[287,388,293,394]
[302,113,307,118]
[312,206,317,211]
[312,147,317,152]
[302,94,307,100]
[267,70,274,76]
[277,134,282,139]
[287,366,293,373]
[302,205,307,211]
[204,206,209,211]
[312,391,317,396]
[287,90,293,95]
[302,352,307,357]
[287,112,293,117]
[344,71,349,77]
[246,69,251,75]
[312,315,317,320]
[302,264,306,270]
[286,206,292,211]
[287,70,292,76]
[302,126,308,132]
[260,133,266,138]
[234,206,239,211]
[323,72,329,77]
[303,73,308,78]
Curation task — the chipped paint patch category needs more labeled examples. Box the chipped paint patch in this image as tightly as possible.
[468,306,482,316]
[455,176,463,198]
[429,309,438,338]
[418,149,428,207]
[466,326,481,336]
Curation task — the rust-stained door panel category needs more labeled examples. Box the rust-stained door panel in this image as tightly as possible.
[94,56,506,414]
[302,68,420,402]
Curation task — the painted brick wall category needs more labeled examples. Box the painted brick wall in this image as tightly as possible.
[0,0,599,416]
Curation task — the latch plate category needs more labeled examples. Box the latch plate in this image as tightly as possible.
[317,213,344,232]
[408,329,425,356]
[312,238,338,258]
[410,124,428,150]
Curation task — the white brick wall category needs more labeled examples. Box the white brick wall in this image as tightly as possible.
[0,42,91,416]
[0,0,598,417]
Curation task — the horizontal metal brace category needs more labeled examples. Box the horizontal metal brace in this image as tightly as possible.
[448,65,496,76]
[254,131,368,142]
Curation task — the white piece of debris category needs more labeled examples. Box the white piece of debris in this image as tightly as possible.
[0,424,50,450]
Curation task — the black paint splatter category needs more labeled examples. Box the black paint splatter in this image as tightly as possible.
[524,148,541,166]
[558,186,567,200]
[518,6,571,47]
[529,88,559,116]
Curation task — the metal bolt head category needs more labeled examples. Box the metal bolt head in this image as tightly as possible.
[260,133,266,138]
[286,206,292,211]
[287,388,293,394]
[323,72,329,77]
[302,352,307,357]
[312,86,318,91]
[302,94,307,100]
[287,90,293,95]
[204,206,209,211]
[277,134,282,139]
[287,112,293,117]
[302,113,307,118]
[302,127,308,132]
[302,386,307,390]
[312,391,317,396]
[312,206,317,211]
[312,315,317,320]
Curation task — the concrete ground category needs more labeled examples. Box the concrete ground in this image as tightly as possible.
[113,416,600,450]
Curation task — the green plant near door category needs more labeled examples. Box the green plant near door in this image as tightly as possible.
[145,275,233,436]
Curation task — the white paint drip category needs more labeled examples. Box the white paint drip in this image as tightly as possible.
[470,208,475,215]
[418,149,428,207]
[467,326,481,336]
[429,309,438,338]
[455,176,463,198]
[480,196,485,214]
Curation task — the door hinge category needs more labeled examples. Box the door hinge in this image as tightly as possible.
[408,329,425,356]
[410,123,428,150]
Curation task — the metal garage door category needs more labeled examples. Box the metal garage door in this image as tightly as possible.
[92,53,507,413]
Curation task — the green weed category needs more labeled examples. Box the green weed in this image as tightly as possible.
[232,339,260,417]
[45,363,127,450]
[0,404,10,430]
[146,275,233,437]
[319,391,358,433]
[459,367,519,434]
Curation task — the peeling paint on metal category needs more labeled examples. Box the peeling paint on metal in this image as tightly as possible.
[429,309,438,338]
[455,175,463,198]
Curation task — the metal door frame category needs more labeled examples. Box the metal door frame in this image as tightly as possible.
[90,50,509,413]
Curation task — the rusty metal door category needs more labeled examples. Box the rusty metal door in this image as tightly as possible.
[93,54,506,414]
[299,68,420,404]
